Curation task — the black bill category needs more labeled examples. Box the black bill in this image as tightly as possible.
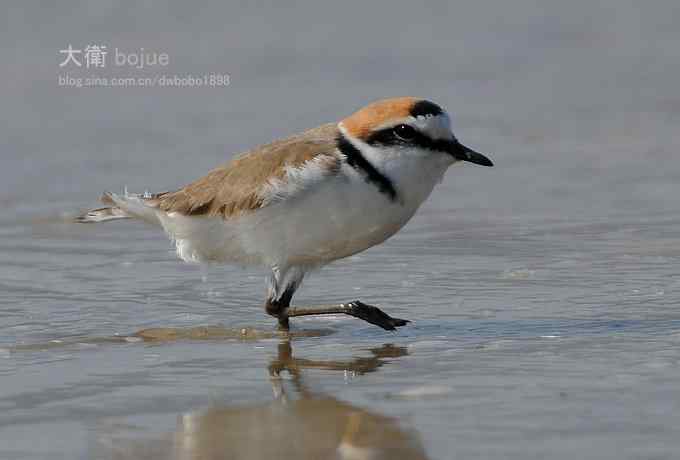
[447,141,494,167]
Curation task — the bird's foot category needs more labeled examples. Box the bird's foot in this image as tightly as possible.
[344,301,410,331]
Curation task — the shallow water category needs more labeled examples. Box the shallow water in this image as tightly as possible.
[2,1,680,459]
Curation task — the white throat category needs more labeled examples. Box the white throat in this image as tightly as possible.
[338,124,453,210]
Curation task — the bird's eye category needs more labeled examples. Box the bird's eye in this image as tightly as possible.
[392,124,417,141]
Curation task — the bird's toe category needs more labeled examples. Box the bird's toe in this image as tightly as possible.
[346,301,410,331]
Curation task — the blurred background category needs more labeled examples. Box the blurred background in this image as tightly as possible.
[1,1,680,459]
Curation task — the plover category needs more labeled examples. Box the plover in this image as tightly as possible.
[77,97,493,331]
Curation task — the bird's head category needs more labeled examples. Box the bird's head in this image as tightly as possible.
[338,97,493,168]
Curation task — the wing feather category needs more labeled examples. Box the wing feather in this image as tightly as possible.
[153,123,340,218]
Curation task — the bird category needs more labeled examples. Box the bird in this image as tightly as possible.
[76,97,493,331]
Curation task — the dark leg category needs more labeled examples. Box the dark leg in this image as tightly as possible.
[286,301,409,331]
[264,266,409,331]
[266,294,408,331]
[265,283,297,330]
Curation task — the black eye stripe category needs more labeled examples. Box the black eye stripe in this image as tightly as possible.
[365,126,456,153]
[393,124,417,141]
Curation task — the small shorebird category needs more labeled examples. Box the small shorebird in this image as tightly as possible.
[77,97,493,331]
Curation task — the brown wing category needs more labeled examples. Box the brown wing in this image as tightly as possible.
[152,123,340,218]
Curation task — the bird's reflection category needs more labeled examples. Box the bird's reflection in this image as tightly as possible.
[97,340,428,460]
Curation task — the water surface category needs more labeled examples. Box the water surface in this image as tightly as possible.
[2,1,680,458]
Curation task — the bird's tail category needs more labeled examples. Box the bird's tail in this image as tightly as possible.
[75,190,164,225]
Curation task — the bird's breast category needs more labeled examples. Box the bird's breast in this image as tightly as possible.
[191,153,450,269]
[251,160,440,266]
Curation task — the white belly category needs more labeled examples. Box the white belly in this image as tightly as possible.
[159,158,448,268]
[244,175,420,266]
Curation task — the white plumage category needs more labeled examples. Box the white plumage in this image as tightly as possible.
[76,97,493,330]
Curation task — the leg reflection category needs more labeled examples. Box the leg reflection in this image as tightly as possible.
[95,341,428,460]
